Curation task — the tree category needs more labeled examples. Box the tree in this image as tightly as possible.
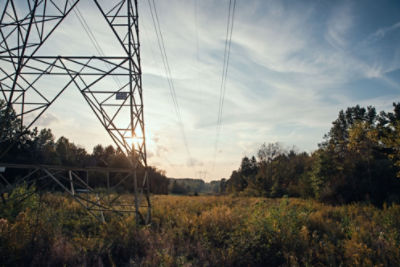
[0,100,35,161]
[257,142,283,163]
[313,104,400,205]
[31,128,57,164]
[256,143,286,196]
[226,170,247,193]
[0,100,22,142]
[219,178,227,193]
[239,156,255,177]
[148,167,169,194]
[170,180,187,195]
[380,103,400,177]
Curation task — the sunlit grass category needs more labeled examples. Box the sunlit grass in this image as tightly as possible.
[1,192,400,266]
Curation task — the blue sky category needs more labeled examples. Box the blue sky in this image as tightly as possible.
[8,0,400,181]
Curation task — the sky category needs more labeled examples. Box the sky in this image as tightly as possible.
[4,0,400,181]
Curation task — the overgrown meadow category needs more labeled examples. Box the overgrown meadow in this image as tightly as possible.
[1,188,400,266]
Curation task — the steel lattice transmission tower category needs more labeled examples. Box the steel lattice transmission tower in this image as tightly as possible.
[0,0,151,223]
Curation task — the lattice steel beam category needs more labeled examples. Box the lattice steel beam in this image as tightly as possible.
[0,0,150,224]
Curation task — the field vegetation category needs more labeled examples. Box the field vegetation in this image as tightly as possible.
[1,191,400,266]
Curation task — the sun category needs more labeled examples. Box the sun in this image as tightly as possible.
[125,135,143,150]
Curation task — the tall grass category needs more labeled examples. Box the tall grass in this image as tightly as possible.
[1,191,400,266]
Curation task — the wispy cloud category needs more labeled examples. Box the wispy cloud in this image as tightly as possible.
[366,21,400,43]
[34,113,59,127]
[325,3,353,49]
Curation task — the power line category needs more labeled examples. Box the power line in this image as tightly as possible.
[73,6,123,89]
[212,0,237,170]
[218,0,236,130]
[193,0,206,178]
[194,0,199,62]
[146,0,194,166]
[140,9,186,176]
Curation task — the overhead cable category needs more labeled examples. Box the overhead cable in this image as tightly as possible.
[147,0,194,165]
[212,0,237,170]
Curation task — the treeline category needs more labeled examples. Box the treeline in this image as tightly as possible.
[222,103,400,206]
[168,178,221,195]
[0,100,169,194]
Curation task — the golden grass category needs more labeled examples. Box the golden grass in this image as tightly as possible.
[1,193,400,266]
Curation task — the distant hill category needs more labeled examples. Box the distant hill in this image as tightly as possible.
[168,178,221,195]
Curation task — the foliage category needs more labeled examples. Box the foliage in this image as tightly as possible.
[0,184,38,222]
[224,103,400,206]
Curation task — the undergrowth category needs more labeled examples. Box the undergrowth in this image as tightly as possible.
[1,189,400,266]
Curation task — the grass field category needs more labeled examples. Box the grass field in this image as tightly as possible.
[1,190,400,266]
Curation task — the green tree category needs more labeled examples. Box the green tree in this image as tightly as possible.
[380,103,400,177]
[313,104,400,204]
[31,128,57,164]
[226,170,247,193]
[0,100,22,142]
[0,100,35,161]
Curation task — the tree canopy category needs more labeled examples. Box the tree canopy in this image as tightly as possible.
[223,103,400,206]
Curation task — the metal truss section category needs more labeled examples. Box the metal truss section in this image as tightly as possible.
[0,0,150,224]
[0,163,151,223]
[0,0,80,57]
